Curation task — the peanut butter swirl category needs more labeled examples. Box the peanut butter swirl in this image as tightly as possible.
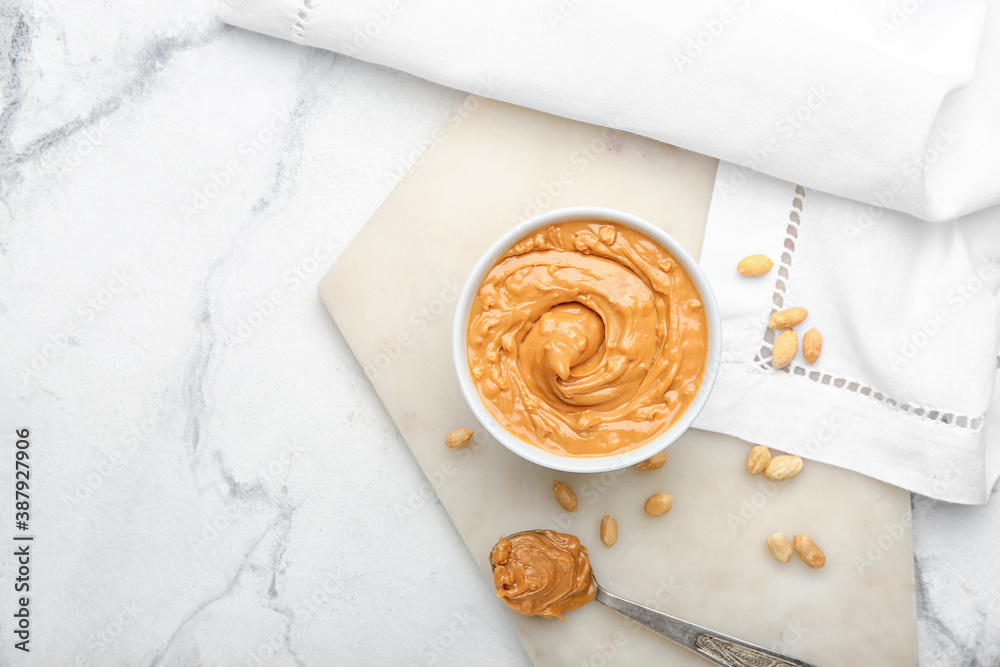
[490,530,596,620]
[467,221,708,456]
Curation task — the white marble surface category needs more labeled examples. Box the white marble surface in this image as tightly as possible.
[0,1,997,665]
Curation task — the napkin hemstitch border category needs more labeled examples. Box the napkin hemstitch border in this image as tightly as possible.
[752,183,984,432]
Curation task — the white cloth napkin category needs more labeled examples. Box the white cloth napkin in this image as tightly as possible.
[695,165,1000,504]
[218,0,1000,222]
[218,0,1000,501]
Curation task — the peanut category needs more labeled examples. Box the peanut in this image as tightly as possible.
[803,327,823,364]
[552,480,579,512]
[737,254,774,276]
[636,451,668,470]
[644,493,674,517]
[767,533,793,563]
[445,428,474,449]
[768,307,808,330]
[764,455,804,481]
[746,445,771,474]
[771,329,797,369]
[793,535,826,569]
[600,516,618,548]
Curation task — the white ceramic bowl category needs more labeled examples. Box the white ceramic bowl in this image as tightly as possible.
[452,206,721,473]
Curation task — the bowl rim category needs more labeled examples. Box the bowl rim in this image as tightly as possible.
[452,206,722,473]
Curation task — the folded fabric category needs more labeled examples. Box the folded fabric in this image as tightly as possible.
[218,0,1000,222]
[694,164,1000,503]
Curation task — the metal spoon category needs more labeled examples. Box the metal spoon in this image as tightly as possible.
[490,532,818,667]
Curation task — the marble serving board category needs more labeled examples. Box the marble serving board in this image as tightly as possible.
[318,97,918,666]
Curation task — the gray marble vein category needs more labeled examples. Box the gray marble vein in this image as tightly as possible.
[1,6,222,198]
[0,0,996,665]
[148,503,298,666]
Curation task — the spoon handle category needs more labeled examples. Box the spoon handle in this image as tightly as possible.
[594,585,818,667]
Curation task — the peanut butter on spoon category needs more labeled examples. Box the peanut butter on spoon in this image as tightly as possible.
[489,530,596,620]
[488,530,818,666]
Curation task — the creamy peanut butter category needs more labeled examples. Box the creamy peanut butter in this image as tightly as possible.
[490,530,596,620]
[467,221,708,456]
